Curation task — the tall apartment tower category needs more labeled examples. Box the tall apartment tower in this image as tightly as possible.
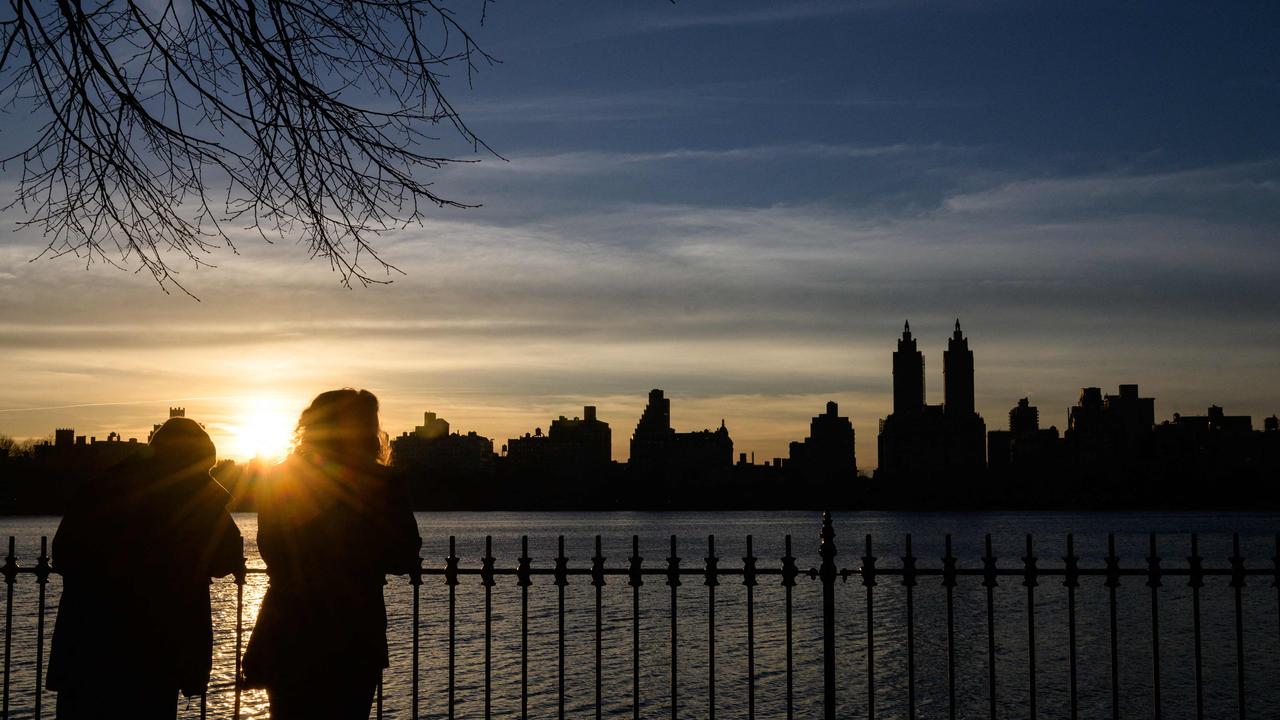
[634,389,672,436]
[892,321,925,415]
[943,319,975,418]
[1009,398,1040,435]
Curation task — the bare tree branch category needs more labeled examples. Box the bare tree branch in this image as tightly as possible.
[0,0,497,293]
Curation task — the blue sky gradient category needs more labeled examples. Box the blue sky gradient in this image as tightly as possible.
[1,1,1278,464]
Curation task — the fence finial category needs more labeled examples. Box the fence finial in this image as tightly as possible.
[861,534,877,588]
[554,536,569,588]
[445,536,459,587]
[1,538,17,585]
[1021,534,1038,588]
[517,536,532,588]
[665,535,681,588]
[902,534,917,588]
[1104,533,1121,589]
[1064,533,1079,589]
[1188,533,1203,589]
[628,535,643,588]
[982,534,998,589]
[1146,533,1162,589]
[481,536,496,588]
[591,536,607,588]
[742,535,757,588]
[704,535,719,588]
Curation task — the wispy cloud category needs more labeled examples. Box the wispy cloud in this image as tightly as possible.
[3,153,1279,463]
[600,1,901,34]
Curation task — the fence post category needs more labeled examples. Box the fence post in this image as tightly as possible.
[819,511,837,720]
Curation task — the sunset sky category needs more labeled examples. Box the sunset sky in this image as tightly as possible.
[2,2,1278,466]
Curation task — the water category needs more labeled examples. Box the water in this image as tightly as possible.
[1,511,1278,719]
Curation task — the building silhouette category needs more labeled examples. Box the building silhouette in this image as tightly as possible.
[877,321,987,504]
[505,406,615,507]
[892,320,925,415]
[1059,384,1156,502]
[147,407,187,443]
[12,421,150,513]
[987,397,1063,504]
[788,401,857,484]
[1149,404,1274,505]
[390,412,497,508]
[1009,396,1039,435]
[629,389,733,506]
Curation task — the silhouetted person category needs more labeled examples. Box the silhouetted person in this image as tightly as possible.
[47,417,243,719]
[242,389,421,720]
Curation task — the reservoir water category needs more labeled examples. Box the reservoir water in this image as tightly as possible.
[1,511,1277,719]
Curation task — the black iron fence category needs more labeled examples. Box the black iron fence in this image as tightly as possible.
[2,513,1279,719]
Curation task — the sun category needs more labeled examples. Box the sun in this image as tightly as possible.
[229,398,295,461]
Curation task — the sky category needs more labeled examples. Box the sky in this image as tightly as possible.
[1,1,1279,466]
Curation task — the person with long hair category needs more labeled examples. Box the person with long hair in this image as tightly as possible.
[47,417,243,719]
[242,389,421,719]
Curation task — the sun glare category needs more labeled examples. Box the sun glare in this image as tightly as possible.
[229,398,295,461]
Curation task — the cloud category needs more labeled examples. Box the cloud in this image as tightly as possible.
[944,161,1280,224]
[598,1,904,35]
[473,143,956,176]
[2,155,1279,465]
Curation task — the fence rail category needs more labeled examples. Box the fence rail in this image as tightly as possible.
[2,513,1279,719]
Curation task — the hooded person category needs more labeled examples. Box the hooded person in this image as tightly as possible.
[47,417,243,719]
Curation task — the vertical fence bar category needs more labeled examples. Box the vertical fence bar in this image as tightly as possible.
[411,548,423,720]
[593,536,606,720]
[3,537,18,720]
[233,545,246,720]
[482,536,495,720]
[819,512,837,720]
[1230,534,1246,720]
[376,675,383,720]
[782,535,796,720]
[1147,533,1162,720]
[1105,533,1121,720]
[705,535,718,720]
[33,537,48,720]
[1064,534,1079,720]
[862,534,877,720]
[628,536,643,720]
[666,535,680,720]
[1023,534,1037,720]
[982,534,998,720]
[446,536,459,720]
[555,536,568,720]
[943,534,957,720]
[743,536,757,720]
[903,534,918,720]
[518,536,532,720]
[1189,533,1204,720]
[201,688,208,720]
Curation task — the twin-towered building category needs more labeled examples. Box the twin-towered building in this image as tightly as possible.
[876,320,987,490]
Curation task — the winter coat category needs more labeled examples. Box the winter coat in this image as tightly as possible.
[241,454,420,690]
[47,458,243,697]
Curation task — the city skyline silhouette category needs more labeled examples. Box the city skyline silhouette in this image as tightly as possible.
[2,317,1277,470]
[5,322,1276,513]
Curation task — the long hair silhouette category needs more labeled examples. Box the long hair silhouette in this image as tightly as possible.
[243,388,420,720]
